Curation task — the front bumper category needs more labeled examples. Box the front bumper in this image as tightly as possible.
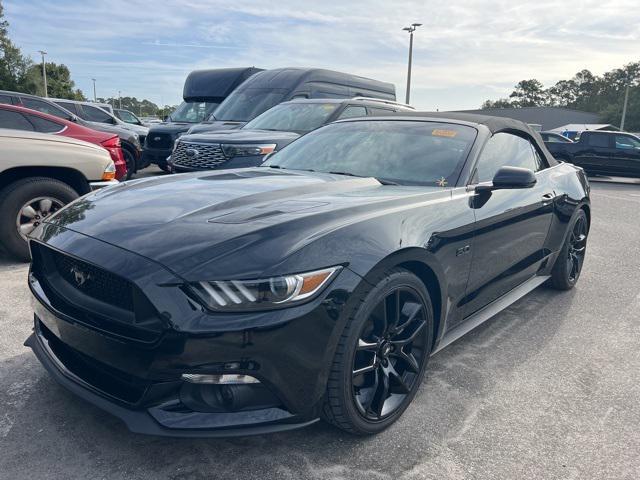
[25,325,318,437]
[142,147,172,169]
[25,225,363,437]
[89,179,119,191]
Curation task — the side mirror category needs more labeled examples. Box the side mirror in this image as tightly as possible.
[475,166,536,192]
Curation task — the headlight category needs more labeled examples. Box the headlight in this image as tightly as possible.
[221,143,276,158]
[190,266,341,312]
[101,161,116,181]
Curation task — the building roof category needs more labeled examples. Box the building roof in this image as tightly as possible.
[550,123,617,132]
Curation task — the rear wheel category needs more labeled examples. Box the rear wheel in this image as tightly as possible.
[0,177,78,261]
[548,209,588,290]
[122,148,135,179]
[322,269,433,435]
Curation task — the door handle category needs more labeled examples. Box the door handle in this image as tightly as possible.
[541,193,554,206]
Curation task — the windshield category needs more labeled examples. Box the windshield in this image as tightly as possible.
[264,120,477,186]
[170,101,219,123]
[117,110,140,124]
[212,88,287,122]
[243,103,339,133]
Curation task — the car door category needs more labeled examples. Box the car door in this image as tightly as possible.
[610,134,640,177]
[572,133,613,174]
[462,132,555,319]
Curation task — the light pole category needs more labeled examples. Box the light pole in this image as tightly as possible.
[402,23,421,105]
[620,84,630,131]
[118,90,122,109]
[37,50,48,97]
[91,78,97,102]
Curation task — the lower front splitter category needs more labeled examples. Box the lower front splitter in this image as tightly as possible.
[25,330,319,438]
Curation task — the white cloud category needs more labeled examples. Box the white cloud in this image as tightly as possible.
[5,0,640,109]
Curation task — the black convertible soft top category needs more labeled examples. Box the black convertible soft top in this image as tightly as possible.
[389,111,559,166]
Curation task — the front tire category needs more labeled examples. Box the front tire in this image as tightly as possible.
[548,209,588,290]
[322,268,433,435]
[0,177,78,261]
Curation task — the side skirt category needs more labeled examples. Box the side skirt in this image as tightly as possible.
[431,275,550,355]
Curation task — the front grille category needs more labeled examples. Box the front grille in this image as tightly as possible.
[172,141,229,169]
[31,243,164,343]
[51,248,134,311]
[146,132,173,149]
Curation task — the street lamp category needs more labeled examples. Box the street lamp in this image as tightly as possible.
[118,90,122,109]
[402,23,422,104]
[91,78,97,102]
[37,50,48,97]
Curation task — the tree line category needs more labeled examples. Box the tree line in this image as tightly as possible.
[482,61,640,131]
[0,1,172,116]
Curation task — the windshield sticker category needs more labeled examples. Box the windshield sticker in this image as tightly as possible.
[436,177,448,187]
[432,129,458,138]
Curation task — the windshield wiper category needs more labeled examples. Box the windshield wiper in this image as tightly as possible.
[328,171,363,178]
[375,177,399,185]
[264,165,285,169]
[328,171,398,185]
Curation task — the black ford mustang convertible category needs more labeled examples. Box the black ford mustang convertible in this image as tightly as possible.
[26,112,590,437]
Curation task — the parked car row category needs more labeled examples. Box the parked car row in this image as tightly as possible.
[0,90,143,177]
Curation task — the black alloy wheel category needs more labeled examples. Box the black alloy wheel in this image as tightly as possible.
[352,287,429,420]
[567,213,587,283]
[122,149,135,180]
[323,268,433,434]
[549,209,588,290]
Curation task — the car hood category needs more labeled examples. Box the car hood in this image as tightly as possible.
[147,123,194,135]
[85,121,138,143]
[45,168,446,280]
[121,123,149,135]
[179,129,300,145]
[187,121,246,134]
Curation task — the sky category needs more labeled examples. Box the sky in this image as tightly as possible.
[4,0,640,111]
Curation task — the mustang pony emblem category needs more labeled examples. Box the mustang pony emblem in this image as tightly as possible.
[70,265,91,287]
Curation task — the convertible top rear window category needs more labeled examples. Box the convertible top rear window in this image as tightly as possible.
[265,120,477,186]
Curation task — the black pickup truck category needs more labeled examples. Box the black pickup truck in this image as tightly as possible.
[545,130,640,178]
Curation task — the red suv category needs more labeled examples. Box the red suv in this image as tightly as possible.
[0,104,127,180]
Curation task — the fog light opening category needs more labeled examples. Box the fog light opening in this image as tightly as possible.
[181,373,260,385]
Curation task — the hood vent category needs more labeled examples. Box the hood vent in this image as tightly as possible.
[208,200,328,224]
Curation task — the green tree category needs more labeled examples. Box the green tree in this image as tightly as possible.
[481,98,512,109]
[22,62,85,99]
[98,96,162,116]
[0,0,32,90]
[508,79,547,107]
[481,60,640,130]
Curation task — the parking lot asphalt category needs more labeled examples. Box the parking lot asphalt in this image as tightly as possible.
[1,173,639,480]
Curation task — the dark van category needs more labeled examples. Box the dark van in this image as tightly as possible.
[186,68,396,135]
[143,67,261,171]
